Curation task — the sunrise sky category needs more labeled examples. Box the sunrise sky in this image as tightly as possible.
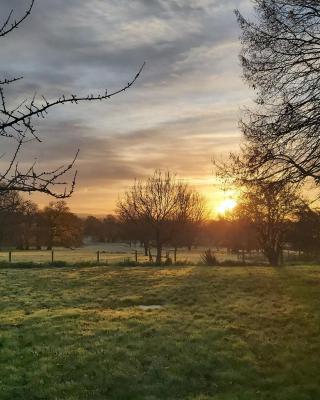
[0,0,253,215]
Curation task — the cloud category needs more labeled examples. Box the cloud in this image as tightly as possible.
[0,0,252,214]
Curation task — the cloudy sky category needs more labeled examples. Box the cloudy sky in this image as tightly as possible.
[0,0,253,215]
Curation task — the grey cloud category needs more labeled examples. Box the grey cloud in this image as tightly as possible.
[0,0,252,213]
[4,109,240,191]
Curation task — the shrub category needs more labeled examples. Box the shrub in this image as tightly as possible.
[219,259,268,267]
[49,261,68,268]
[116,258,139,267]
[219,259,246,267]
[200,249,218,266]
[174,260,193,266]
[164,257,173,266]
[0,261,39,269]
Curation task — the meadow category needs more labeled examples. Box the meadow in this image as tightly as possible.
[0,243,274,265]
[0,265,319,399]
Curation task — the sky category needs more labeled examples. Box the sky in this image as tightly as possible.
[0,0,253,216]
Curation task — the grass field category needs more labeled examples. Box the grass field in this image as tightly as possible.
[0,265,319,399]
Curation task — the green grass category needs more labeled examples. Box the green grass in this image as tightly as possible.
[0,266,319,399]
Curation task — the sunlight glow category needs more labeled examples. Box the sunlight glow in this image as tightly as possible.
[216,198,237,215]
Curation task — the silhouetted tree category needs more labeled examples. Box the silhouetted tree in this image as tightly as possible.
[0,190,22,213]
[14,200,39,249]
[0,1,144,197]
[117,170,206,264]
[102,215,121,243]
[41,201,83,249]
[84,216,104,242]
[0,192,40,249]
[0,191,24,247]
[223,215,258,258]
[235,1,320,183]
[170,190,207,251]
[289,205,320,258]
[236,180,303,266]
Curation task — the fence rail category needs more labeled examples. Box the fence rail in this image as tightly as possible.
[0,248,185,264]
[0,246,303,265]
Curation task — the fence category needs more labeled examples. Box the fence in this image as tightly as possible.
[0,246,303,265]
[0,246,270,265]
[0,248,190,265]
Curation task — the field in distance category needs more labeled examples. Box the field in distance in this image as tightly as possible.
[0,242,274,265]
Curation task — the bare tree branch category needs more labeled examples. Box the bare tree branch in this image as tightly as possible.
[0,1,144,198]
[0,0,34,37]
[235,1,320,184]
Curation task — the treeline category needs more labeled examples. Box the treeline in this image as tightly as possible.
[1,174,320,266]
[84,212,320,261]
[0,192,82,250]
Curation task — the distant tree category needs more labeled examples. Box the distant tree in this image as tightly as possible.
[0,192,39,249]
[236,180,303,266]
[223,215,258,257]
[42,201,83,249]
[198,219,229,249]
[83,215,121,243]
[235,1,320,184]
[0,190,22,213]
[0,1,144,197]
[289,206,320,258]
[14,200,39,249]
[84,216,104,242]
[117,170,207,264]
[170,190,207,251]
[102,215,121,243]
[118,218,152,254]
[0,191,24,247]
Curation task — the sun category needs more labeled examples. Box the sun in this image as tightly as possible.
[216,198,237,215]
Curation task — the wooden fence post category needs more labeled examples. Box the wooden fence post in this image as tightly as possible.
[51,249,54,263]
[9,251,12,263]
[97,251,100,264]
[135,250,138,263]
[174,248,177,264]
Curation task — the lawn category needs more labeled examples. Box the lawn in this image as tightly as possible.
[0,266,319,400]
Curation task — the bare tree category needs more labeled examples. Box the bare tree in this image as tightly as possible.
[235,180,303,266]
[0,1,144,197]
[171,188,207,251]
[0,190,22,213]
[235,1,320,183]
[117,170,206,264]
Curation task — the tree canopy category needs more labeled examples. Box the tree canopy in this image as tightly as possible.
[236,1,320,183]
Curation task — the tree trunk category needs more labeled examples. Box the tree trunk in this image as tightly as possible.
[148,248,153,263]
[144,242,149,256]
[265,247,280,266]
[156,244,162,264]
[155,230,162,264]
